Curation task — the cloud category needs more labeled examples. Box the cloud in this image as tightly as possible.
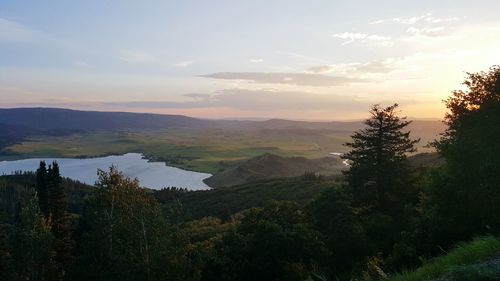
[425,16,459,24]
[249,58,264,63]
[175,60,194,67]
[279,52,326,64]
[332,32,393,46]
[199,72,366,87]
[0,18,35,42]
[183,93,211,99]
[101,88,378,112]
[306,59,397,75]
[306,65,334,74]
[370,12,459,25]
[0,18,92,54]
[73,61,90,67]
[115,50,156,64]
[355,60,396,73]
[406,26,449,37]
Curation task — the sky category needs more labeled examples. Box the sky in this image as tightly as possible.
[1,0,500,120]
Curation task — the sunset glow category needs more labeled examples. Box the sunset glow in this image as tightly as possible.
[1,1,499,120]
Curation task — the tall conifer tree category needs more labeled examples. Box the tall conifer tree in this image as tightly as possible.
[48,161,72,281]
[343,104,419,214]
[36,161,50,217]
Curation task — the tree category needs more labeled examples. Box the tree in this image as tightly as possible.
[36,161,49,217]
[423,65,500,246]
[306,188,369,279]
[47,162,72,281]
[0,224,16,280]
[343,104,419,214]
[77,167,193,281]
[11,194,55,281]
[203,201,328,281]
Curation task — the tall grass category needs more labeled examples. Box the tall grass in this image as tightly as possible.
[388,236,500,281]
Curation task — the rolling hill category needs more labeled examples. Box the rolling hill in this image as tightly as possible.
[205,153,346,187]
[0,107,210,131]
[0,107,445,179]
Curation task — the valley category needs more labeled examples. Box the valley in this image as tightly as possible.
[0,108,445,188]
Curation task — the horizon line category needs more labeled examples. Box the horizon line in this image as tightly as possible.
[0,106,444,123]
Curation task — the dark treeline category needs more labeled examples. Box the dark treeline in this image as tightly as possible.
[0,66,499,280]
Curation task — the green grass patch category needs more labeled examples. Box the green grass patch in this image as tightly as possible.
[388,236,500,281]
[1,128,353,173]
[446,260,500,281]
[1,126,437,174]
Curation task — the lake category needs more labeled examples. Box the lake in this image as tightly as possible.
[0,153,211,190]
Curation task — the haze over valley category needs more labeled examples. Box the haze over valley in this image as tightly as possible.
[1,1,499,281]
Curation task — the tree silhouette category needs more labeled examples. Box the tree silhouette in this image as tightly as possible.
[36,161,50,217]
[343,104,419,214]
[424,65,500,244]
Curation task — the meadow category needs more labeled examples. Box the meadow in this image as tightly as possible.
[1,122,439,174]
[1,127,351,173]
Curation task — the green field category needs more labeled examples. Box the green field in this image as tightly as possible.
[1,121,439,174]
[1,127,353,173]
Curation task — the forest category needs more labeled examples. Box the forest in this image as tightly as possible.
[0,66,499,281]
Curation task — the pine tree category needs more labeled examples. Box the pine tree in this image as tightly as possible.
[48,162,64,221]
[0,225,16,280]
[36,161,50,217]
[343,104,419,214]
[47,161,72,281]
[12,194,55,281]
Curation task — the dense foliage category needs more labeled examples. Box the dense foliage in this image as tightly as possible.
[0,66,499,280]
[417,65,500,253]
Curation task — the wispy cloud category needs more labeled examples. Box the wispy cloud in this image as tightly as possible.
[306,59,397,75]
[249,58,264,63]
[175,60,194,68]
[73,61,90,68]
[355,60,396,73]
[406,26,449,37]
[101,88,378,112]
[306,65,335,74]
[0,18,35,42]
[199,72,366,87]
[332,32,393,47]
[115,49,156,64]
[370,12,459,25]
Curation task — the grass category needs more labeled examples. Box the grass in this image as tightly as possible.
[1,128,353,173]
[388,236,500,281]
[1,125,437,174]
[446,260,500,281]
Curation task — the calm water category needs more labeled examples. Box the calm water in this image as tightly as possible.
[0,153,211,190]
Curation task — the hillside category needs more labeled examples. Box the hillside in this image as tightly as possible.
[205,152,445,188]
[388,236,500,281]
[0,173,93,216]
[205,153,346,187]
[0,107,210,131]
[0,123,35,148]
[174,176,338,219]
[409,152,445,167]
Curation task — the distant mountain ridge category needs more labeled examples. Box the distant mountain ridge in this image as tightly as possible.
[0,108,209,131]
[0,108,445,152]
[0,107,444,130]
